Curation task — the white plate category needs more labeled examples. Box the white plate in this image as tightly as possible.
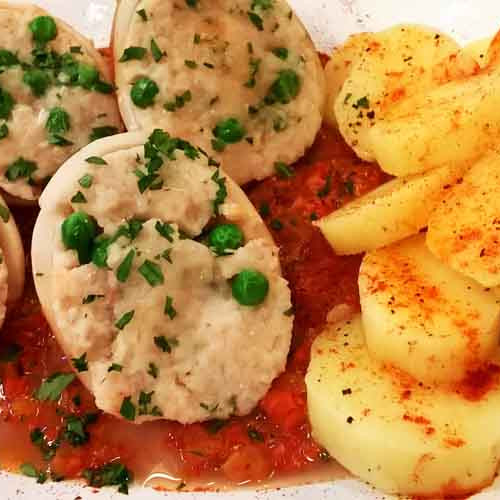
[3,0,500,498]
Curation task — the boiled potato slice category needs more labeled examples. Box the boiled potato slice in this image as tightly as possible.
[316,164,462,255]
[427,150,500,287]
[462,37,492,68]
[306,315,500,497]
[324,32,376,127]
[334,25,460,161]
[359,234,500,384]
[368,68,500,177]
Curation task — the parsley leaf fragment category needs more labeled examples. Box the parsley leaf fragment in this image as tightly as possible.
[35,372,75,401]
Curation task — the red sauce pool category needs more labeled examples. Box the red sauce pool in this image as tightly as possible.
[0,125,386,490]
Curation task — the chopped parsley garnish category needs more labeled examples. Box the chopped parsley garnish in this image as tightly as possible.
[147,362,158,379]
[155,221,175,242]
[186,0,198,8]
[35,372,75,401]
[20,463,47,484]
[270,219,283,231]
[138,390,162,416]
[194,33,201,44]
[70,46,82,54]
[115,310,135,330]
[154,335,178,353]
[344,178,355,195]
[274,161,294,178]
[137,9,148,21]
[64,413,98,447]
[317,173,332,198]
[108,363,123,373]
[79,174,93,189]
[116,249,135,283]
[259,202,270,217]
[272,47,288,60]
[89,126,118,142]
[61,211,97,265]
[83,461,132,494]
[30,427,59,460]
[115,219,144,240]
[353,96,370,109]
[244,58,261,88]
[138,260,164,286]
[205,419,227,434]
[162,248,173,263]
[48,134,73,147]
[184,59,197,69]
[151,38,165,62]
[119,46,147,62]
[120,396,136,421]
[164,296,177,319]
[5,157,37,182]
[164,90,192,112]
[86,156,107,165]
[211,169,227,215]
[0,87,14,119]
[46,107,70,137]
[0,203,10,223]
[248,427,264,442]
[71,191,87,203]
[82,294,104,304]
[248,11,264,31]
[72,352,88,372]
[252,0,274,9]
[0,122,8,140]
[0,49,19,68]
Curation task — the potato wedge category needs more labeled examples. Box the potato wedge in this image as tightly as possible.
[306,315,500,497]
[324,32,376,128]
[368,68,500,176]
[462,37,492,68]
[427,150,500,287]
[316,165,463,255]
[333,25,460,161]
[359,234,500,384]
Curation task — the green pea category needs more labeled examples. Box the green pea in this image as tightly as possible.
[29,16,57,45]
[231,269,269,306]
[61,212,97,265]
[265,69,301,105]
[130,77,159,108]
[208,224,244,256]
[46,107,70,135]
[0,87,15,119]
[212,118,246,144]
[77,63,99,89]
[91,237,111,268]
[23,68,51,97]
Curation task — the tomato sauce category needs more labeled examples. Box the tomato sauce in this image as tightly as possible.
[0,125,385,491]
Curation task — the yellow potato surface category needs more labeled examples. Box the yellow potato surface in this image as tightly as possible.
[306,315,500,497]
[427,150,500,287]
[368,68,500,176]
[316,165,462,255]
[359,234,500,384]
[333,25,460,161]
